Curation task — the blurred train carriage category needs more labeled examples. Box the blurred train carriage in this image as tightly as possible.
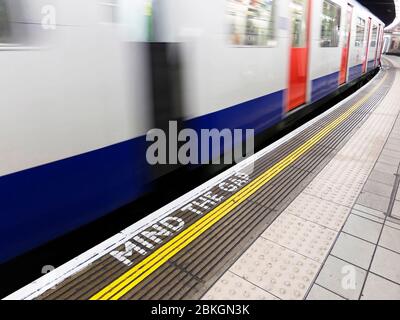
[383,8,400,56]
[0,0,384,262]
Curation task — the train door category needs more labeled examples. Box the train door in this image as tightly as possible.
[339,4,353,85]
[287,0,311,111]
[373,24,381,67]
[378,29,384,64]
[362,17,371,73]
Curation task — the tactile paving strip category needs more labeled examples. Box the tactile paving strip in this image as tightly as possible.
[261,214,337,263]
[230,238,320,300]
[201,271,278,300]
[304,177,365,208]
[282,193,351,231]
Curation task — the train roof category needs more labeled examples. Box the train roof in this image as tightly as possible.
[349,0,385,26]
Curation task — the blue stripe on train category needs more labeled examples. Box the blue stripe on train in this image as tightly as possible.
[349,64,364,81]
[367,60,375,71]
[0,89,285,262]
[311,72,340,102]
[0,137,149,262]
[186,90,285,162]
[187,90,284,135]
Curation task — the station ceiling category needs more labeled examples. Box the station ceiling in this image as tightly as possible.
[358,0,396,25]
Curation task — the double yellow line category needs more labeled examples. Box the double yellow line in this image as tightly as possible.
[90,75,386,300]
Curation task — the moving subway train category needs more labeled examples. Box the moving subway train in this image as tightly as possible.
[384,33,400,55]
[0,0,384,263]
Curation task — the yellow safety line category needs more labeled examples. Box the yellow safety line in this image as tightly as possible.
[90,74,387,300]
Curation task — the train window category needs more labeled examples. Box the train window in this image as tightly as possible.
[320,0,341,47]
[370,25,377,47]
[228,0,276,47]
[99,0,119,24]
[290,0,307,48]
[117,0,155,42]
[355,17,365,47]
[0,0,11,42]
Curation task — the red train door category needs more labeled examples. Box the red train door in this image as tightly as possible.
[374,24,381,67]
[378,28,384,65]
[362,17,372,73]
[287,0,311,111]
[339,4,353,85]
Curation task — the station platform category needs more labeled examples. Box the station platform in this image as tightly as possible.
[5,56,400,301]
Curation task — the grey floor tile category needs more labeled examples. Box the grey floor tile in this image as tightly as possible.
[385,143,400,153]
[361,273,400,300]
[387,137,400,146]
[386,217,400,230]
[343,214,382,243]
[331,233,375,269]
[356,191,390,213]
[374,162,398,175]
[371,247,400,283]
[363,180,393,198]
[379,226,400,253]
[353,204,386,219]
[392,135,400,142]
[381,149,400,160]
[306,284,345,300]
[315,256,367,300]
[368,169,396,186]
[379,154,399,166]
[351,209,384,224]
[396,188,400,201]
[392,201,400,219]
